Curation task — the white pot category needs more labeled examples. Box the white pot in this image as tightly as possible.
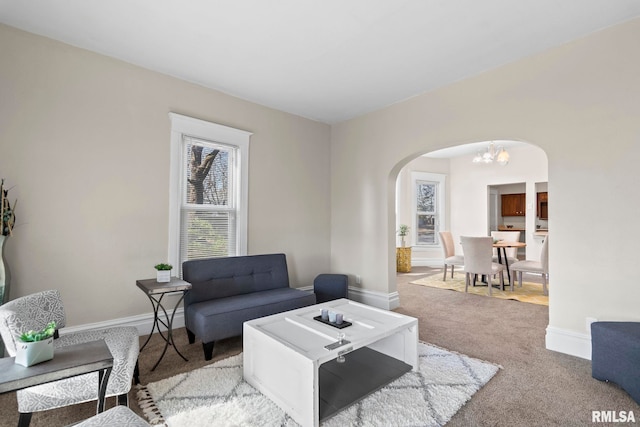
[15,337,54,367]
[156,270,171,283]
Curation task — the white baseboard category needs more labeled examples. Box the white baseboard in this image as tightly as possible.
[411,258,443,268]
[545,325,591,360]
[348,287,400,310]
[61,309,185,338]
[298,285,399,310]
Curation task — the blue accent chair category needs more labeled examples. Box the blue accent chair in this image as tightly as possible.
[313,274,348,303]
[591,321,640,404]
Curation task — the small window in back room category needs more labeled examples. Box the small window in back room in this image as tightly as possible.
[412,172,446,246]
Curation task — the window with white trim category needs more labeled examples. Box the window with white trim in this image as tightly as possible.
[168,113,251,274]
[412,172,446,246]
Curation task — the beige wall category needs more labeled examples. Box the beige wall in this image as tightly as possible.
[332,18,640,355]
[2,17,640,358]
[0,24,331,326]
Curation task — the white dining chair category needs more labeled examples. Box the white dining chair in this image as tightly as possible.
[510,235,549,295]
[460,236,506,295]
[439,231,464,281]
[490,231,521,264]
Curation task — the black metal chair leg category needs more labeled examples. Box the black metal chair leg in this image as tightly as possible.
[133,359,140,385]
[117,393,129,406]
[18,412,32,427]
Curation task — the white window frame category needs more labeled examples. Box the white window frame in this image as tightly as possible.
[168,113,252,275]
[411,171,446,247]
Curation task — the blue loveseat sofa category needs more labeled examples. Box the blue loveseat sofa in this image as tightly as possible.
[182,253,317,360]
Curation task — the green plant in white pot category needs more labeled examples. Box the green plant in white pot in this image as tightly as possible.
[16,321,56,367]
[397,224,410,247]
[154,263,172,283]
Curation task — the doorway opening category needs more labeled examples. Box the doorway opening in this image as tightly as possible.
[393,139,548,306]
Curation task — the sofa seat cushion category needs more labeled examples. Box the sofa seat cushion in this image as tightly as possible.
[187,288,315,343]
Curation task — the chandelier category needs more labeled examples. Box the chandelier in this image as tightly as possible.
[472,142,509,165]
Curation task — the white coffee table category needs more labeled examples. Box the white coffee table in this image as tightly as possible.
[243,299,418,427]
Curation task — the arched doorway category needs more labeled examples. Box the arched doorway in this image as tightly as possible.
[392,139,549,305]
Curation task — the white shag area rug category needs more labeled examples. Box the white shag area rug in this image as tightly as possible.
[137,342,500,427]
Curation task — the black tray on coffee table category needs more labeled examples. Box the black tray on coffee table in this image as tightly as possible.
[313,315,352,329]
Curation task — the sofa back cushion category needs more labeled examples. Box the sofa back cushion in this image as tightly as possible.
[182,253,290,305]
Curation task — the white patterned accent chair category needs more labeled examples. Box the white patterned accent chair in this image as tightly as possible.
[74,405,150,427]
[0,290,140,427]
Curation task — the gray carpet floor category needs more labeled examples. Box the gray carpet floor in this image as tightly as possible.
[0,267,637,426]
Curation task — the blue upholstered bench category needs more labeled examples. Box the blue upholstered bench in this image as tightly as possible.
[591,321,640,404]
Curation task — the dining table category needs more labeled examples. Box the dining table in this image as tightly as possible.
[493,240,526,283]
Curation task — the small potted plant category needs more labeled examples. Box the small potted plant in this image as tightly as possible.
[154,263,173,283]
[397,224,410,247]
[15,321,56,367]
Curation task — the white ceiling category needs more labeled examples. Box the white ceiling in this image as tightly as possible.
[2,1,640,124]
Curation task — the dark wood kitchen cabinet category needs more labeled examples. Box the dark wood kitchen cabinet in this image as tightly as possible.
[501,193,526,216]
[537,192,548,219]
